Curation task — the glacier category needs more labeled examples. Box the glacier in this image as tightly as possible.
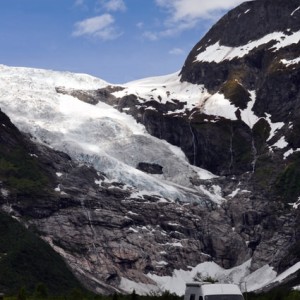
[0,64,218,204]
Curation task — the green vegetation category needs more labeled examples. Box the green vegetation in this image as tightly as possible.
[0,148,49,196]
[0,212,84,296]
[276,153,300,203]
[1,290,183,300]
[220,80,251,110]
[252,119,271,154]
[246,288,300,300]
[2,287,300,300]
[252,153,279,190]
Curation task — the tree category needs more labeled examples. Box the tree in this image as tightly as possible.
[34,283,48,299]
[17,286,27,300]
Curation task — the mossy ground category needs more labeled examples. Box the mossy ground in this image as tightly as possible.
[220,79,251,110]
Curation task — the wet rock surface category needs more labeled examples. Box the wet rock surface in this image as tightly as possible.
[0,105,299,292]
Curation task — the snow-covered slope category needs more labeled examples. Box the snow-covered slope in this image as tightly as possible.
[0,64,217,203]
[114,71,285,145]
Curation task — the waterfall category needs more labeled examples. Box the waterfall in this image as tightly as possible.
[251,130,257,173]
[80,199,99,260]
[229,124,234,173]
[188,111,197,165]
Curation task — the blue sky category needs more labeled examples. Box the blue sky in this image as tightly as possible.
[0,0,245,83]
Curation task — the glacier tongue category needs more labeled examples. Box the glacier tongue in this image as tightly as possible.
[0,64,217,203]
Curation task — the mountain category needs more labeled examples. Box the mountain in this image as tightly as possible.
[0,0,300,295]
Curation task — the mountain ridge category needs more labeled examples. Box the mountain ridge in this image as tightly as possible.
[0,0,300,295]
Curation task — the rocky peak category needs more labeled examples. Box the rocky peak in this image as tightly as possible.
[189,0,300,49]
[180,0,300,91]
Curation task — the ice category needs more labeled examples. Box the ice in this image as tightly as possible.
[0,64,217,203]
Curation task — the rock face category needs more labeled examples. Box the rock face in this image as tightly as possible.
[1,0,300,295]
[0,109,252,293]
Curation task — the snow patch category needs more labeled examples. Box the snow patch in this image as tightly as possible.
[228,188,240,198]
[120,259,298,295]
[243,265,277,291]
[265,114,285,141]
[54,185,61,192]
[272,136,288,149]
[198,184,225,205]
[119,278,160,295]
[288,197,300,209]
[291,6,300,16]
[147,260,252,296]
[113,72,208,115]
[1,188,9,198]
[202,93,237,121]
[281,57,300,66]
[196,31,300,63]
[271,262,300,283]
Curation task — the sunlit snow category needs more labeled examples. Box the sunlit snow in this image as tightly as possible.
[196,31,300,63]
[291,6,300,16]
[281,57,300,66]
[119,260,281,295]
[0,64,218,203]
[113,71,208,113]
[121,260,300,295]
[272,136,288,149]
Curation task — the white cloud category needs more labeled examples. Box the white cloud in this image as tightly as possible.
[72,14,122,40]
[136,22,144,29]
[98,0,126,12]
[169,47,185,55]
[74,0,85,6]
[153,0,245,37]
[156,0,244,21]
[142,31,159,41]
